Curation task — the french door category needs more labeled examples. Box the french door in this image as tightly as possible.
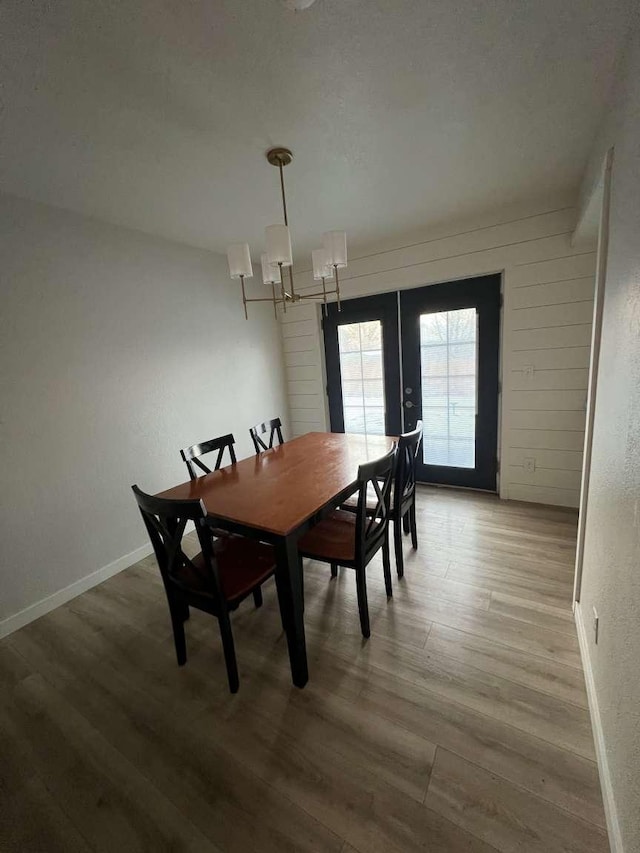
[323,275,501,491]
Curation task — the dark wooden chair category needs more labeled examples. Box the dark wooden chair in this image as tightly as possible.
[340,422,422,578]
[297,447,396,638]
[179,434,237,538]
[391,421,423,578]
[250,417,284,453]
[180,433,237,479]
[132,485,276,693]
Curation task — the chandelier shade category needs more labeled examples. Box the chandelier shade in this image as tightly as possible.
[322,230,348,268]
[227,243,253,279]
[261,252,282,285]
[312,248,334,281]
[265,224,293,267]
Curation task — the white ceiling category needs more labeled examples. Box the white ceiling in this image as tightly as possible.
[0,0,633,261]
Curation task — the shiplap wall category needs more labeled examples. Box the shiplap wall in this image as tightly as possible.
[281,202,596,507]
[282,304,329,437]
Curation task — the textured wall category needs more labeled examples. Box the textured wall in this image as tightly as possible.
[578,21,640,853]
[0,193,288,628]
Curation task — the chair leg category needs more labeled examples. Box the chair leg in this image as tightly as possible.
[253,587,263,608]
[393,518,405,579]
[410,502,418,550]
[169,602,187,666]
[218,611,239,694]
[403,512,411,534]
[330,562,338,578]
[382,533,393,598]
[355,568,370,639]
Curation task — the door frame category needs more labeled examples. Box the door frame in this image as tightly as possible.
[322,275,502,492]
[400,274,501,490]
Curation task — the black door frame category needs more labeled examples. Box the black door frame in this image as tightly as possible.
[322,275,501,492]
[323,292,402,437]
[400,274,501,490]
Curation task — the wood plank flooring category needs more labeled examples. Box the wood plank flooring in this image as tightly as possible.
[0,488,609,852]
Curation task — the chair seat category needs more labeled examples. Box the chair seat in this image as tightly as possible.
[298,509,358,563]
[178,536,276,603]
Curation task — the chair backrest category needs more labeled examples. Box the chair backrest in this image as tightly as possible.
[180,434,237,480]
[250,417,284,454]
[394,421,423,514]
[355,446,396,565]
[131,485,223,604]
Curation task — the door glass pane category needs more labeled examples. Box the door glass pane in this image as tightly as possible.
[420,308,477,468]
[338,321,385,436]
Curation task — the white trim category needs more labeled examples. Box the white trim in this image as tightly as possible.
[574,147,614,604]
[0,541,153,640]
[574,602,623,853]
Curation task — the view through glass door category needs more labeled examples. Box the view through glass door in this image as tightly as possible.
[419,307,478,469]
[338,320,386,435]
[323,275,501,490]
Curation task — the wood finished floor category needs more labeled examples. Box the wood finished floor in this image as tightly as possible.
[1,488,609,853]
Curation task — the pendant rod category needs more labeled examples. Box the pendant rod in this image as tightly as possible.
[298,289,337,298]
[277,157,296,299]
[278,161,289,227]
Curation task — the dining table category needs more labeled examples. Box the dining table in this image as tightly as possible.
[157,431,396,688]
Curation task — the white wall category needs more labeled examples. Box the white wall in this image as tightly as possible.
[575,20,640,853]
[283,200,596,506]
[0,192,288,635]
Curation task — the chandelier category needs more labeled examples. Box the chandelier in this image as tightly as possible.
[226,148,347,319]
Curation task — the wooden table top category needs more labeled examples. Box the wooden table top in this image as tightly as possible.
[157,432,396,537]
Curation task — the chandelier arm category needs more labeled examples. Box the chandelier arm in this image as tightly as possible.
[334,265,341,312]
[272,282,278,318]
[298,288,338,298]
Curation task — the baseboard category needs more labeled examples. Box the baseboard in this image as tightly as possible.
[0,541,154,640]
[575,603,624,853]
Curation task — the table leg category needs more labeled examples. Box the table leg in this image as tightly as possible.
[274,533,308,688]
